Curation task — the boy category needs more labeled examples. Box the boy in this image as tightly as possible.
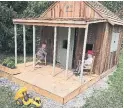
[36,42,47,64]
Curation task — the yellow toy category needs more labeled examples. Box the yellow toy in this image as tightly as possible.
[14,87,43,108]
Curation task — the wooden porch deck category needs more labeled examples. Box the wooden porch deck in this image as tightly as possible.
[0,62,101,104]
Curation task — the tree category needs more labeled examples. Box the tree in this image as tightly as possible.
[100,1,123,19]
[0,1,28,52]
[0,1,52,53]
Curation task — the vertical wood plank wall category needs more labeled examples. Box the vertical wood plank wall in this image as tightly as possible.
[73,28,85,68]
[41,1,102,19]
[40,26,54,63]
[93,23,122,74]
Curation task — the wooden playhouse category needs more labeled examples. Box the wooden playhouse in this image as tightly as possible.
[0,1,123,104]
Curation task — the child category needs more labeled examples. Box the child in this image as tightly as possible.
[84,50,93,67]
[36,42,47,62]
[75,50,93,73]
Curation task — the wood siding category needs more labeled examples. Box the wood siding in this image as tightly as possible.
[73,28,85,68]
[40,26,54,63]
[93,23,122,74]
[41,1,102,19]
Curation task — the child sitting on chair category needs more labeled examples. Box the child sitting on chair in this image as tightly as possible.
[75,50,93,73]
[84,50,93,68]
[36,42,47,63]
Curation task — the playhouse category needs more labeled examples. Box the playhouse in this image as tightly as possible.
[0,1,122,104]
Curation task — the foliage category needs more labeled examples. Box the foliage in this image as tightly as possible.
[2,58,15,69]
[100,1,123,18]
[16,1,53,53]
[0,1,52,53]
[0,53,33,65]
[0,2,28,52]
[83,51,123,108]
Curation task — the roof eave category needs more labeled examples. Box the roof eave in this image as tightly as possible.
[107,20,123,26]
[13,19,88,28]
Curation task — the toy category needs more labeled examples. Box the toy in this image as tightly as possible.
[14,87,43,108]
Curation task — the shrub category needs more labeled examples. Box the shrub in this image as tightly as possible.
[2,58,16,69]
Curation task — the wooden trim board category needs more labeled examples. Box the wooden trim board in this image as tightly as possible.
[0,65,21,75]
[0,65,117,104]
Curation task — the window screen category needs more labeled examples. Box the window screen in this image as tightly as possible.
[110,32,119,52]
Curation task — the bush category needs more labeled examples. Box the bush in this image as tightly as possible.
[2,58,16,69]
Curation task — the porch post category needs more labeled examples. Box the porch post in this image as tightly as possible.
[33,25,36,68]
[14,24,17,66]
[65,27,71,77]
[52,27,57,76]
[23,25,26,66]
[80,24,89,83]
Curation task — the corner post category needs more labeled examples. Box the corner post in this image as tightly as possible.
[65,27,71,78]
[23,25,26,66]
[52,27,57,76]
[33,25,36,68]
[14,24,17,66]
[80,24,89,83]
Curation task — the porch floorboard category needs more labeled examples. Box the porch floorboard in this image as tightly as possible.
[0,62,99,103]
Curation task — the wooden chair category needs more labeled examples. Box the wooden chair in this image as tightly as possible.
[35,54,47,66]
[76,56,95,75]
[83,56,95,74]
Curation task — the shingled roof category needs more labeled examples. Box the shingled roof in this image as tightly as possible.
[85,1,122,25]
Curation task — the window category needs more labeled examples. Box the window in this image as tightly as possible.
[62,40,67,49]
[110,32,119,52]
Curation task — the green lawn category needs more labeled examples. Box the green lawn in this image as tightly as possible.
[83,51,123,108]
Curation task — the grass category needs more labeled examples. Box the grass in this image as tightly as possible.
[0,53,33,64]
[83,51,123,108]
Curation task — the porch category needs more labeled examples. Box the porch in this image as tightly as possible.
[0,62,100,104]
[12,18,107,103]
